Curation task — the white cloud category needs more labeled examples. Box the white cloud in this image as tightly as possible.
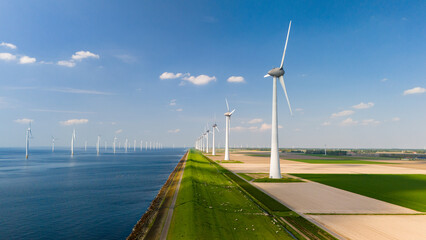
[182,74,216,85]
[259,123,283,131]
[294,128,301,132]
[115,129,123,134]
[231,126,247,131]
[403,87,426,95]
[169,99,177,106]
[361,119,380,126]
[57,60,76,67]
[0,42,17,49]
[71,51,99,61]
[352,102,374,109]
[392,117,400,122]
[60,119,89,126]
[381,78,388,82]
[248,118,263,124]
[176,108,183,112]
[168,128,180,133]
[19,56,36,64]
[227,76,245,83]
[295,108,304,112]
[14,118,33,124]
[160,72,183,80]
[322,121,331,126]
[0,53,16,61]
[340,118,358,126]
[331,110,354,118]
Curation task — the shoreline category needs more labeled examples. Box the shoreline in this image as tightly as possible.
[127,151,188,240]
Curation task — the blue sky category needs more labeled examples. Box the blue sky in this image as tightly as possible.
[0,0,425,148]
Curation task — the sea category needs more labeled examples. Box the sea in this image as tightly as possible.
[0,147,186,240]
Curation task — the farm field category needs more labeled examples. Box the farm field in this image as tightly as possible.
[293,174,426,212]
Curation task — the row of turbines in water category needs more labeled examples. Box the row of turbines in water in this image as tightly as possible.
[24,125,164,159]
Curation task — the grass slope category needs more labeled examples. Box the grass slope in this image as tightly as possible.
[167,150,294,239]
[294,174,426,212]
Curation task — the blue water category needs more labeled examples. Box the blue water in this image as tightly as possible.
[0,147,186,240]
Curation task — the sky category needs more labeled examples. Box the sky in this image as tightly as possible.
[0,0,425,149]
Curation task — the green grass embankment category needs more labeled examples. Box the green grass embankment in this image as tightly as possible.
[294,174,426,212]
[167,150,295,239]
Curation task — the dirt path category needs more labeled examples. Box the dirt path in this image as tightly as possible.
[159,156,187,240]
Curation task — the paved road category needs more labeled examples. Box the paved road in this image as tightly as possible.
[159,156,187,240]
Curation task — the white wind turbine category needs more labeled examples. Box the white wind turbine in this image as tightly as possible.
[52,136,56,153]
[113,136,117,154]
[125,138,128,153]
[134,140,136,152]
[224,99,235,161]
[25,122,32,159]
[205,127,210,153]
[212,123,219,156]
[71,129,76,156]
[140,140,143,151]
[96,135,101,155]
[263,21,293,179]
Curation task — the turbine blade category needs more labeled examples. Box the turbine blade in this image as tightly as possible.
[264,74,270,78]
[230,109,236,115]
[215,126,220,132]
[279,76,292,115]
[225,98,229,111]
[280,21,292,69]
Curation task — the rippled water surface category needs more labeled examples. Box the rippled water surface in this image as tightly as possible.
[0,147,186,240]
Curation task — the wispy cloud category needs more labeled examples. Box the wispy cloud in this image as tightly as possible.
[331,110,354,118]
[58,50,99,67]
[19,56,36,64]
[361,119,380,126]
[381,78,388,82]
[160,72,183,80]
[169,99,177,106]
[340,118,358,126]
[248,118,263,124]
[115,54,137,63]
[168,128,181,133]
[14,118,33,124]
[227,76,245,83]
[182,74,216,85]
[160,72,216,85]
[0,53,16,61]
[392,117,400,122]
[0,42,17,49]
[115,129,123,134]
[352,102,374,109]
[176,108,183,112]
[322,121,331,126]
[57,60,75,67]
[60,119,89,126]
[403,87,426,95]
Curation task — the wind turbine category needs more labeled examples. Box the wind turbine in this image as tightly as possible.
[212,123,219,155]
[113,136,117,154]
[25,122,32,159]
[134,140,136,152]
[125,138,128,153]
[263,21,293,179]
[224,99,235,160]
[140,140,143,151]
[52,136,56,153]
[96,135,100,155]
[71,129,76,156]
[205,128,210,153]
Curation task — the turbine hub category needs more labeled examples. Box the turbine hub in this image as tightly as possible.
[224,112,231,116]
[267,67,284,77]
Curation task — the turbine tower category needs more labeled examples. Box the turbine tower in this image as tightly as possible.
[25,123,32,159]
[140,140,143,151]
[212,123,219,156]
[263,21,293,179]
[205,128,210,153]
[71,129,76,156]
[134,140,136,152]
[224,99,235,160]
[113,136,117,154]
[52,136,56,153]
[125,138,128,153]
[96,135,100,155]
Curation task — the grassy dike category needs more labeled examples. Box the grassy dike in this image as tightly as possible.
[167,150,336,240]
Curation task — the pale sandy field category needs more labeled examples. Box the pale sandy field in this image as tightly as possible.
[208,151,426,240]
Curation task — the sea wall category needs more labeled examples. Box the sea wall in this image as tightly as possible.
[127,151,187,240]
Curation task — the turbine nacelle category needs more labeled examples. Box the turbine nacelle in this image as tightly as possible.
[265,67,285,78]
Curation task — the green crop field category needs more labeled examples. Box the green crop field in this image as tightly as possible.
[167,150,294,239]
[294,174,426,212]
